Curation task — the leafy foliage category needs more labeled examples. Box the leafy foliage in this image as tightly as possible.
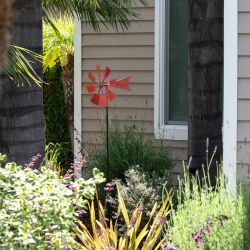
[0,155,105,249]
[75,187,173,249]
[43,17,74,71]
[88,123,173,181]
[166,165,248,250]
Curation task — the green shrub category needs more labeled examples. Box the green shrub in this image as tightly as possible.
[165,166,248,250]
[44,64,72,170]
[112,167,168,219]
[0,155,105,249]
[87,123,173,181]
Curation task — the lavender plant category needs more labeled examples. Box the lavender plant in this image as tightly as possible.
[165,161,246,250]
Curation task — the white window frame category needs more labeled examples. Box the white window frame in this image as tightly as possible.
[154,0,188,141]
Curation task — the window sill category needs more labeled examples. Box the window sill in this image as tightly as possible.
[154,125,188,141]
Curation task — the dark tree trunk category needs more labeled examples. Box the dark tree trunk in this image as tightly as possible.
[61,54,74,151]
[0,0,12,70]
[0,0,45,166]
[188,0,223,178]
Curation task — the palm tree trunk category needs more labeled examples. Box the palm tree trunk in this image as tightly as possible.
[61,54,74,151]
[0,0,45,166]
[0,0,12,70]
[188,0,223,178]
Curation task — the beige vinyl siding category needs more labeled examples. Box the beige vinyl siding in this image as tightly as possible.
[81,1,188,173]
[237,1,250,181]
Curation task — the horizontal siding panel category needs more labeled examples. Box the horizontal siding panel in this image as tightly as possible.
[82,83,153,96]
[237,142,250,164]
[171,161,185,175]
[132,0,154,7]
[238,56,250,77]
[82,46,154,59]
[82,108,153,121]
[82,21,154,34]
[82,58,154,71]
[238,79,250,98]
[239,0,250,12]
[82,71,154,83]
[237,164,250,182]
[82,119,153,133]
[82,33,154,46]
[130,7,154,20]
[239,13,250,33]
[238,99,250,120]
[239,34,250,55]
[82,107,153,121]
[82,95,154,108]
[238,121,250,141]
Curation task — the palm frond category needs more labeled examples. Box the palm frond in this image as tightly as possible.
[42,0,149,31]
[43,17,74,71]
[4,45,43,87]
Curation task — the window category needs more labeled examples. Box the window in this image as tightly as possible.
[154,0,189,140]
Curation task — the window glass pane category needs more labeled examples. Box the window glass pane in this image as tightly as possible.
[168,0,189,123]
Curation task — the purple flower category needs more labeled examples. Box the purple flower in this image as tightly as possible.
[25,153,42,169]
[104,182,116,192]
[71,156,87,171]
[67,184,76,192]
[203,226,212,235]
[158,216,167,225]
[192,231,204,245]
[161,242,178,250]
[76,210,86,218]
[207,219,213,226]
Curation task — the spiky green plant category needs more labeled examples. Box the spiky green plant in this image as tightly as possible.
[74,187,173,250]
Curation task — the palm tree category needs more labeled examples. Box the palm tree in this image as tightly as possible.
[188,0,223,178]
[42,0,149,31]
[0,0,44,166]
[0,0,11,71]
[43,18,74,149]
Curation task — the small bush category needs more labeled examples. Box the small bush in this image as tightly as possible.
[87,123,173,181]
[165,165,248,250]
[0,154,105,249]
[112,167,168,219]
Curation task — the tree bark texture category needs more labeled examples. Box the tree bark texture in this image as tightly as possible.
[61,53,74,151]
[0,0,12,71]
[0,0,45,166]
[188,0,223,176]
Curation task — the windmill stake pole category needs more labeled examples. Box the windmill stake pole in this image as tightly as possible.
[106,101,111,220]
[106,101,110,183]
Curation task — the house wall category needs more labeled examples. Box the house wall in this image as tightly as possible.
[80,0,188,176]
[237,1,250,183]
